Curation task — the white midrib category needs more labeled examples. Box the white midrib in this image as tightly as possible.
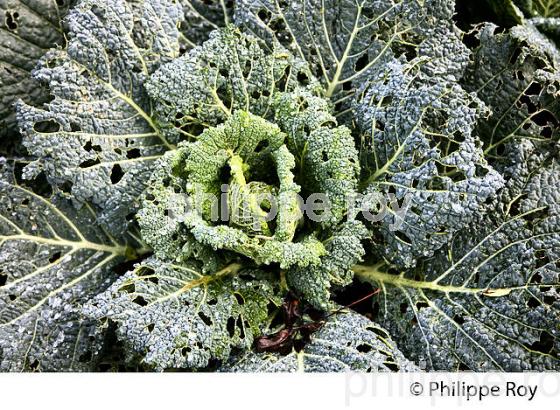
[325,6,361,98]
[353,265,521,296]
[0,233,129,255]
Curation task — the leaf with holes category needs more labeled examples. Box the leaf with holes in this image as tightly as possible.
[177,0,234,52]
[223,311,419,372]
[0,159,144,371]
[146,25,319,141]
[355,56,504,268]
[84,257,282,370]
[233,0,463,105]
[462,23,560,159]
[15,0,184,233]
[0,0,72,143]
[354,147,560,370]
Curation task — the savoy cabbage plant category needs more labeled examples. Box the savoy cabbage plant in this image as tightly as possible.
[0,0,558,372]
